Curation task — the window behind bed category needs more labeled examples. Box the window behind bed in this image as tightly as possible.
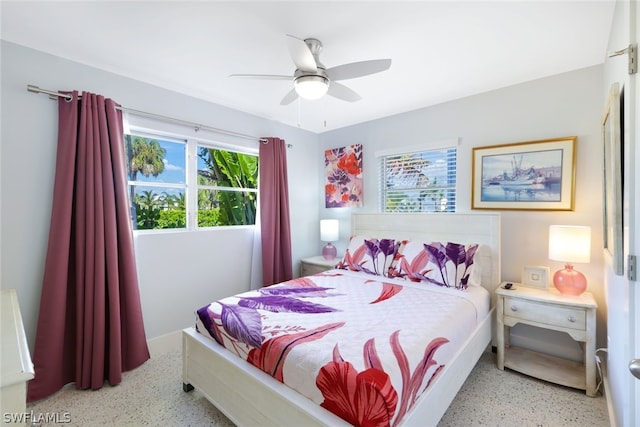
[378,140,458,212]
[124,130,258,231]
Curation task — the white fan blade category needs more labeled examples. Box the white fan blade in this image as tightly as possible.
[327,82,362,102]
[286,34,317,73]
[327,59,392,81]
[280,88,298,105]
[229,74,291,80]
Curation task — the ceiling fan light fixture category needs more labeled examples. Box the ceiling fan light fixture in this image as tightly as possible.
[294,75,329,100]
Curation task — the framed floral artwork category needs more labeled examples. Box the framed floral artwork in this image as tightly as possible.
[325,144,363,208]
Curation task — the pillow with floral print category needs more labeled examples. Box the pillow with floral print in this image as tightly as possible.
[336,235,401,278]
[390,240,480,290]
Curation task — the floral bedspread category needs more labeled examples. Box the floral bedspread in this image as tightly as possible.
[195,270,489,427]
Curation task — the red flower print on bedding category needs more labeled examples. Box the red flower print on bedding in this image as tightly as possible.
[248,322,345,381]
[391,333,450,423]
[365,280,403,304]
[316,333,449,427]
[390,244,432,283]
[316,344,398,427]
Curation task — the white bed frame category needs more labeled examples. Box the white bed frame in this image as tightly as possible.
[183,212,501,427]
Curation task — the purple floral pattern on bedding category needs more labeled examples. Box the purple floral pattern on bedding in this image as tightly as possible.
[338,237,401,277]
[195,272,472,427]
[391,241,479,290]
[197,281,341,350]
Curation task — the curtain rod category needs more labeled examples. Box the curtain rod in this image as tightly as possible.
[27,85,270,144]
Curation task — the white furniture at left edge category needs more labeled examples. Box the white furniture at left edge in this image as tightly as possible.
[1,289,35,426]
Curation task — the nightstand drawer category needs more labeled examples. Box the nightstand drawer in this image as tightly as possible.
[301,263,332,276]
[300,256,339,276]
[503,297,586,330]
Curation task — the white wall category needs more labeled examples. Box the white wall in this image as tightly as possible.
[0,41,321,349]
[603,1,638,425]
[319,66,607,356]
[0,40,611,369]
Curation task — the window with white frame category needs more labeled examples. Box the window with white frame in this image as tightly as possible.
[379,143,457,213]
[124,130,258,230]
[196,144,258,227]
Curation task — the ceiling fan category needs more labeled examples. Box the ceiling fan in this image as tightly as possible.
[230,34,392,105]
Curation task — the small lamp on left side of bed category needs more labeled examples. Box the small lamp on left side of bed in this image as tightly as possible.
[548,225,591,296]
[320,219,339,260]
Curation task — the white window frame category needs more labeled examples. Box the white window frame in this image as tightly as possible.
[376,138,459,213]
[194,141,259,229]
[124,119,258,233]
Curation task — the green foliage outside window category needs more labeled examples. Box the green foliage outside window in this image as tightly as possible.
[125,133,257,230]
[197,147,258,226]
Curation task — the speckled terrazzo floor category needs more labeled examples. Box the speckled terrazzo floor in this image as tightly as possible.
[437,352,609,427]
[27,350,609,427]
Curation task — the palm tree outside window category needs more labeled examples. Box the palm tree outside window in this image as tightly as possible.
[124,131,258,230]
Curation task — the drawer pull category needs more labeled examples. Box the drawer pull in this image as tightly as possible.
[568,315,576,323]
[510,305,518,312]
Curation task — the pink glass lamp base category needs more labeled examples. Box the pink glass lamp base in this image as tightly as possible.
[322,243,337,260]
[553,264,587,296]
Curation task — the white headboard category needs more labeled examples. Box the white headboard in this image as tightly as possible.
[351,213,502,298]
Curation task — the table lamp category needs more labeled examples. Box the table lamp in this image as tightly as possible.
[548,225,591,296]
[320,219,339,260]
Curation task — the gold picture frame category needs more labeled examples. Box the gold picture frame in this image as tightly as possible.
[472,136,577,211]
[602,82,624,275]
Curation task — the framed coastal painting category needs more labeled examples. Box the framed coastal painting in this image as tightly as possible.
[602,82,623,275]
[471,136,577,211]
[325,144,363,208]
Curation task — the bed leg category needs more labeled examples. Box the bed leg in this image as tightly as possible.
[183,382,194,393]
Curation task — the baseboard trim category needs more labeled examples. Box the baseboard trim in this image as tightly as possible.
[600,356,617,427]
[147,330,181,357]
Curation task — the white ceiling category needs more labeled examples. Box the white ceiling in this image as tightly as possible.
[1,1,615,134]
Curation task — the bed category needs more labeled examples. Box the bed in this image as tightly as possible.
[182,212,501,426]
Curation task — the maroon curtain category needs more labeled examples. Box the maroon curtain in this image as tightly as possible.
[27,91,150,402]
[259,137,293,286]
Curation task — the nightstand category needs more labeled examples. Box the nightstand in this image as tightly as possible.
[300,256,340,276]
[496,283,597,396]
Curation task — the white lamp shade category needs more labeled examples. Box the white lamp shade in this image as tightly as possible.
[320,219,339,242]
[548,225,591,264]
[295,75,329,100]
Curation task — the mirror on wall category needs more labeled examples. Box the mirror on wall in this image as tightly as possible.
[601,82,623,276]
